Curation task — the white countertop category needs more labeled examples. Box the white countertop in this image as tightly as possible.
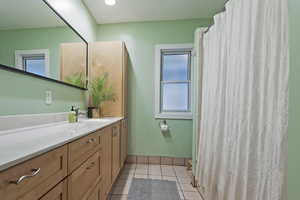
[0,117,123,172]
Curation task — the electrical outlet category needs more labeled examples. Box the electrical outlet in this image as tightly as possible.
[45,90,52,105]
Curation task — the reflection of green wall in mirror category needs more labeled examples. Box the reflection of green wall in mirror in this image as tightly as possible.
[0,27,83,80]
[0,0,94,117]
[46,0,98,42]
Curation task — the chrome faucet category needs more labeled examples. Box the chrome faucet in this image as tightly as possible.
[73,106,85,122]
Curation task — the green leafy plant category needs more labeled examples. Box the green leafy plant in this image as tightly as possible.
[65,72,85,88]
[89,73,116,108]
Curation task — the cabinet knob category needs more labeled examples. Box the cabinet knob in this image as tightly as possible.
[86,138,95,144]
[86,162,95,170]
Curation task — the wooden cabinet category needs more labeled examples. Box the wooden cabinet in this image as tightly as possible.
[68,132,101,173]
[60,42,87,84]
[0,121,125,200]
[112,123,121,182]
[68,151,102,200]
[90,41,128,117]
[100,127,113,199]
[40,180,67,200]
[0,146,67,200]
[121,119,128,167]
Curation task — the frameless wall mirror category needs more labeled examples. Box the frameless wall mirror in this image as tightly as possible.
[0,0,88,89]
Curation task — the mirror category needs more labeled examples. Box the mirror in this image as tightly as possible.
[0,0,88,89]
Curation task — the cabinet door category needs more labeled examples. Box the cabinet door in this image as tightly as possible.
[112,124,121,182]
[68,152,102,200]
[121,119,128,166]
[101,127,112,198]
[40,180,67,200]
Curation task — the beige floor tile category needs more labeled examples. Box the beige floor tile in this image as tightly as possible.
[180,183,198,192]
[161,157,173,165]
[183,191,203,200]
[162,170,176,177]
[136,156,148,164]
[134,174,148,179]
[162,176,178,182]
[136,164,148,169]
[173,158,185,166]
[176,171,190,178]
[177,177,191,184]
[148,156,161,165]
[135,169,148,175]
[148,175,163,180]
[149,169,162,175]
[149,165,161,170]
[110,195,128,200]
[161,165,174,169]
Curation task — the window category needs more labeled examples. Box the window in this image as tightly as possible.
[155,44,193,119]
[15,49,50,77]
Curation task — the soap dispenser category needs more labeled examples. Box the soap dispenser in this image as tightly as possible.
[68,106,76,123]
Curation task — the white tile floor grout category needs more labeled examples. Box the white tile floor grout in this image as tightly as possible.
[109,164,203,200]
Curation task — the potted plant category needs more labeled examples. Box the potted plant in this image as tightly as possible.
[65,72,86,88]
[89,73,116,118]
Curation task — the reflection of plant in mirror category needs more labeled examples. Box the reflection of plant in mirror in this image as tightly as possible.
[89,73,116,111]
[65,72,85,88]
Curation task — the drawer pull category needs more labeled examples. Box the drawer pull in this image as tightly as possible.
[86,162,95,170]
[10,168,41,185]
[86,138,95,144]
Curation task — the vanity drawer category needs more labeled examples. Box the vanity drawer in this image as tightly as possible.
[40,179,67,200]
[68,132,100,173]
[0,145,68,200]
[87,180,101,200]
[68,151,102,200]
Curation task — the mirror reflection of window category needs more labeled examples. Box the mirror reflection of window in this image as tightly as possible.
[22,55,46,76]
[15,49,50,77]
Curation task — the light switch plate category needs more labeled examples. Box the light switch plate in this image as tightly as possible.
[45,90,52,105]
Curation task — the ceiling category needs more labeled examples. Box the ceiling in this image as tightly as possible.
[83,0,226,24]
[0,0,64,30]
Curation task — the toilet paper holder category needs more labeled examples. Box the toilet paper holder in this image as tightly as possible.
[159,120,169,132]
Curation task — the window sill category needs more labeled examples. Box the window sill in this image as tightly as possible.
[155,112,193,120]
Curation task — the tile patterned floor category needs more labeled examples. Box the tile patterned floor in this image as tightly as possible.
[109,164,203,200]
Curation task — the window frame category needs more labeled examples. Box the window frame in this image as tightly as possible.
[155,44,194,120]
[15,49,50,77]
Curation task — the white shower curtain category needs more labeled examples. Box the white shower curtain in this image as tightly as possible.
[195,0,289,199]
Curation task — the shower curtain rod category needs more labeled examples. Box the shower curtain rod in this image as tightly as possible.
[204,0,231,34]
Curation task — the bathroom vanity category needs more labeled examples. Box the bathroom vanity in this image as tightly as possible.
[0,118,128,200]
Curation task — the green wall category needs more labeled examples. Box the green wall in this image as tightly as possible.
[0,27,82,79]
[97,19,211,158]
[0,69,86,115]
[288,0,300,199]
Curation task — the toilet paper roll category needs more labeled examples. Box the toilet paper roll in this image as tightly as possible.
[160,124,169,132]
